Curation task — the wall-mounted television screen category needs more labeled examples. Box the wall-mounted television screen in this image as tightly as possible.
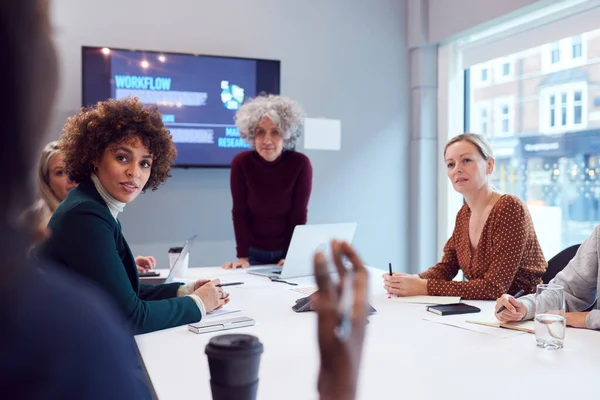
[82,46,280,167]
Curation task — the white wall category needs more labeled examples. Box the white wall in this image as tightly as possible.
[427,0,556,43]
[49,0,410,270]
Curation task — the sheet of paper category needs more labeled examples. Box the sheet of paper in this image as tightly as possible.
[304,118,341,151]
[290,287,317,296]
[422,317,527,338]
[394,295,461,305]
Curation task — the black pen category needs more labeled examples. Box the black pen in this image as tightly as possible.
[215,282,244,287]
[387,263,393,299]
[496,289,525,314]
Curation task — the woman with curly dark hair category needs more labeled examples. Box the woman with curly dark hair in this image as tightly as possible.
[38,97,230,334]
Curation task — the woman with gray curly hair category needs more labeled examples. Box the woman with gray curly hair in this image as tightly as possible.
[222,95,313,269]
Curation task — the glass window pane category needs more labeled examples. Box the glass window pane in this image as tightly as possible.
[572,35,583,58]
[574,105,582,124]
[551,42,561,63]
[466,29,596,254]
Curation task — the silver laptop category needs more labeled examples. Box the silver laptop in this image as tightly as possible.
[247,223,357,279]
[164,234,197,284]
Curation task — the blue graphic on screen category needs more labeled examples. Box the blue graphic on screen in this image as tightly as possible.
[221,80,245,110]
[82,47,280,167]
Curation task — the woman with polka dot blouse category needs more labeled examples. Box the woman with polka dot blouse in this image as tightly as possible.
[383,133,547,300]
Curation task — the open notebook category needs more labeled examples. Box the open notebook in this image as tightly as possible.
[466,318,535,333]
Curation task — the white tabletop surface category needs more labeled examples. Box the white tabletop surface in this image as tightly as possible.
[135,267,600,400]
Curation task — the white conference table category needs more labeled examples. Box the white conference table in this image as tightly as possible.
[135,267,600,400]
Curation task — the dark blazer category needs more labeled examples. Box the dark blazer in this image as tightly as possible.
[0,264,152,399]
[39,178,201,334]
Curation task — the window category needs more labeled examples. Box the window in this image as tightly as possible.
[494,57,514,82]
[572,35,582,59]
[473,102,492,135]
[550,42,560,64]
[549,95,556,127]
[574,91,583,124]
[481,108,489,134]
[459,26,598,257]
[472,62,492,87]
[493,98,513,136]
[542,35,587,72]
[560,92,567,126]
[540,84,588,133]
[481,68,488,82]
[501,105,510,133]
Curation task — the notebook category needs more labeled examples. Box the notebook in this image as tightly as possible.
[426,303,481,316]
[466,319,535,333]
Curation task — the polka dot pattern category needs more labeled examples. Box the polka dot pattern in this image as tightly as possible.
[419,195,547,300]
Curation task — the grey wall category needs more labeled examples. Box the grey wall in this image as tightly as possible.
[50,0,410,270]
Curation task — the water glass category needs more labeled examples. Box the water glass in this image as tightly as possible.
[534,284,566,350]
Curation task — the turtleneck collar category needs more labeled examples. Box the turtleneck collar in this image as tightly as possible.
[90,173,125,219]
[252,149,288,167]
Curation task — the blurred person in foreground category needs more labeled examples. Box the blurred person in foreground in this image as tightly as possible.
[0,1,151,398]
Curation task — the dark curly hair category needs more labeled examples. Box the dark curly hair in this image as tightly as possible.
[60,97,177,191]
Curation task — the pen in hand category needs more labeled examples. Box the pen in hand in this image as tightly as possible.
[496,289,525,314]
[215,282,244,287]
[335,265,354,342]
[387,262,393,299]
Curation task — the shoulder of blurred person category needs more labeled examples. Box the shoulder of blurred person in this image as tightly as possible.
[0,262,152,399]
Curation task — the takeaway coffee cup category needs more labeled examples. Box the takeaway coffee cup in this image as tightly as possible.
[205,334,264,400]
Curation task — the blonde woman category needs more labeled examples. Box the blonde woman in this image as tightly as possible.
[33,141,156,273]
[33,141,78,229]
[384,133,547,300]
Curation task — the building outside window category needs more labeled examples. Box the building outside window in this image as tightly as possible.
[467,28,600,252]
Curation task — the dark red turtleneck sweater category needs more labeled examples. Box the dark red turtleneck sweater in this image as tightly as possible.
[230,150,313,258]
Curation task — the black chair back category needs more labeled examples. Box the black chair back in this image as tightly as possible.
[543,244,580,284]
